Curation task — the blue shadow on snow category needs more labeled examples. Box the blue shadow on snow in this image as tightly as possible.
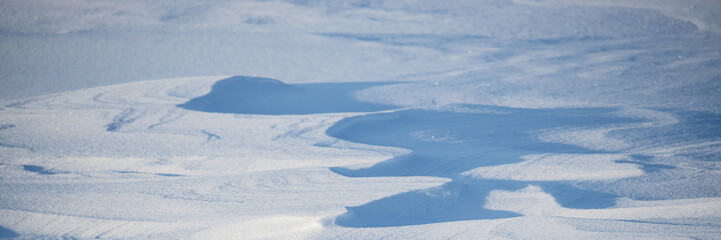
[178,76,397,115]
[328,106,637,177]
[22,165,57,175]
[0,225,18,238]
[327,105,644,227]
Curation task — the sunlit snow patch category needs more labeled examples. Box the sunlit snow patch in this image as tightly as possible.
[463,154,644,181]
[486,185,721,219]
[191,216,322,240]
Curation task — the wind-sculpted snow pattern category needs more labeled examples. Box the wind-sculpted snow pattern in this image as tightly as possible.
[2,0,721,239]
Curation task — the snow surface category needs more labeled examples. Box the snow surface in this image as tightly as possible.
[2,0,721,239]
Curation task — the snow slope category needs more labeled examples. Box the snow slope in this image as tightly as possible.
[2,0,721,239]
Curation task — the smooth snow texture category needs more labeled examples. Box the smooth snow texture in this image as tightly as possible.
[2,0,721,239]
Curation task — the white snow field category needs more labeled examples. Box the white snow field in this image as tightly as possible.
[2,0,721,239]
